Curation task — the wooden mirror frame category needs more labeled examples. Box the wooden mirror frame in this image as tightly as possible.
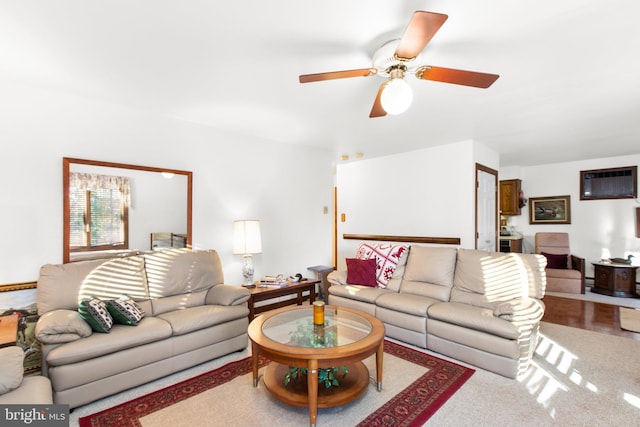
[63,157,192,263]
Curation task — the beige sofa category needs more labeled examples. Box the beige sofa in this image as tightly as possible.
[328,245,546,378]
[0,346,53,404]
[34,249,250,409]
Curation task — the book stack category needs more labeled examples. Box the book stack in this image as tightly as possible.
[259,275,288,288]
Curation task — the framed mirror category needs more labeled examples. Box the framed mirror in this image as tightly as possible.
[63,157,192,263]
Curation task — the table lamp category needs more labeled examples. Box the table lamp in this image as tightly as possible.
[233,220,262,285]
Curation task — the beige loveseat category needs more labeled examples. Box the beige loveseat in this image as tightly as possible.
[35,249,250,409]
[0,346,53,404]
[328,245,546,378]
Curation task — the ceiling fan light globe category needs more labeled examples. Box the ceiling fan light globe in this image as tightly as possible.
[380,78,413,115]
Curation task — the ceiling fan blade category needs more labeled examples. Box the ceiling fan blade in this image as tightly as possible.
[299,68,376,83]
[369,83,387,118]
[395,11,448,62]
[416,66,499,88]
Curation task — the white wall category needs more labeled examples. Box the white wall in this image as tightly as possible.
[334,140,499,269]
[0,80,334,283]
[501,154,640,278]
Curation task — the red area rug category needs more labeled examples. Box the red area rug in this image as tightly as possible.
[79,340,474,427]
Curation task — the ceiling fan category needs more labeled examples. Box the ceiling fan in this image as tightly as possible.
[298,11,499,118]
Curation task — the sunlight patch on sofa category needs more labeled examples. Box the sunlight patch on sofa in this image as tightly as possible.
[479,255,528,302]
[79,256,148,303]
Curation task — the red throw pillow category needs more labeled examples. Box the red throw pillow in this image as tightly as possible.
[541,252,568,269]
[346,258,378,287]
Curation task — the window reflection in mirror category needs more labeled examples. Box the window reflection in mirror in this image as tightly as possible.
[63,158,192,263]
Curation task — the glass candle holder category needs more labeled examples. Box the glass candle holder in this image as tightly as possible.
[313,301,325,325]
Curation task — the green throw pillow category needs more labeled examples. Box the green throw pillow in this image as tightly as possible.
[106,295,145,326]
[78,298,113,333]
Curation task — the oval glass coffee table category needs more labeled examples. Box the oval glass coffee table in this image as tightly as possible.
[248,305,385,427]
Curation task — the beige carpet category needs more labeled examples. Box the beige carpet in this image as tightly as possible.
[620,307,640,332]
[69,322,640,426]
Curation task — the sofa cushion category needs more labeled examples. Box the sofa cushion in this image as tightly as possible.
[78,298,113,333]
[375,292,440,317]
[376,306,427,334]
[427,319,521,359]
[451,249,546,309]
[328,283,392,304]
[403,246,457,286]
[0,347,24,395]
[35,309,93,344]
[519,253,547,299]
[46,316,172,366]
[156,305,248,336]
[144,249,224,298]
[400,246,457,300]
[205,284,251,306]
[355,243,409,289]
[37,255,148,315]
[151,289,208,316]
[346,258,377,286]
[545,267,581,279]
[493,297,545,322]
[427,302,519,340]
[0,376,52,405]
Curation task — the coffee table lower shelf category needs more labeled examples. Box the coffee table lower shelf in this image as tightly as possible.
[263,362,369,408]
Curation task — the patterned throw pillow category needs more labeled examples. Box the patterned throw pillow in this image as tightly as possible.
[355,243,409,288]
[106,295,145,326]
[78,297,113,333]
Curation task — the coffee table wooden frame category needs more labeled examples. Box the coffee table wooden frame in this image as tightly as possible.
[248,305,385,427]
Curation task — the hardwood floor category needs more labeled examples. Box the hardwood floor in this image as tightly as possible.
[542,294,640,340]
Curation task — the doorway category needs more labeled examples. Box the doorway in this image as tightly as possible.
[476,164,498,251]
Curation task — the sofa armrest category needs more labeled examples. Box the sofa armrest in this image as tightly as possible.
[327,270,348,287]
[206,284,250,306]
[570,254,586,294]
[0,346,24,395]
[35,309,92,344]
[493,297,545,323]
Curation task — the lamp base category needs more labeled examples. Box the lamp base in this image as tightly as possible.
[242,254,255,285]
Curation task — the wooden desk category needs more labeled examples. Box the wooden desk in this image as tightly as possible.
[246,280,320,321]
[592,262,638,298]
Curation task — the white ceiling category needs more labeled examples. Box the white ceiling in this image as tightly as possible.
[2,0,639,166]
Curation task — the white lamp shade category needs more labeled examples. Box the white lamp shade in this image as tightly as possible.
[233,220,262,254]
[380,78,413,115]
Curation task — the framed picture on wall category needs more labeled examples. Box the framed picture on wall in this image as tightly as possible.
[0,282,41,374]
[529,195,571,224]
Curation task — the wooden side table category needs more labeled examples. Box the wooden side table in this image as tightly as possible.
[246,280,320,321]
[591,262,639,298]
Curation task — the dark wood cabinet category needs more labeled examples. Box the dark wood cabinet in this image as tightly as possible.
[499,238,522,253]
[592,263,638,298]
[500,179,521,216]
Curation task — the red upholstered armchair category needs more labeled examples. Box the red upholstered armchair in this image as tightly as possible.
[534,232,585,294]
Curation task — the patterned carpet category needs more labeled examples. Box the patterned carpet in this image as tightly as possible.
[79,340,474,427]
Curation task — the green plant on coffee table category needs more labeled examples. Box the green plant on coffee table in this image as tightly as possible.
[284,318,348,389]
